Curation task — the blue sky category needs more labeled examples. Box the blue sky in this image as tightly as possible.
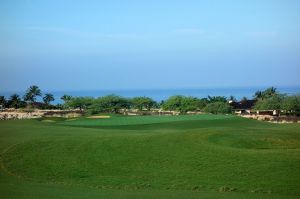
[1,0,300,92]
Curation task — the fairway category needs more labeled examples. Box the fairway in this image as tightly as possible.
[0,114,300,199]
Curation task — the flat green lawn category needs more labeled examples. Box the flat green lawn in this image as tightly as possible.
[60,114,233,127]
[0,114,300,198]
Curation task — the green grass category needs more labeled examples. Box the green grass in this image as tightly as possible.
[0,114,300,198]
[61,114,234,127]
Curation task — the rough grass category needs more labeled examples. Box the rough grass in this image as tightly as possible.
[0,114,300,199]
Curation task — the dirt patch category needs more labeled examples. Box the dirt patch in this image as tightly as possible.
[87,115,111,119]
[66,118,77,121]
[41,120,55,122]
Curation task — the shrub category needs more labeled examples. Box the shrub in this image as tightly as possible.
[67,97,94,110]
[281,95,300,115]
[254,94,284,110]
[204,102,232,114]
[162,95,207,113]
[131,97,156,111]
[88,95,130,114]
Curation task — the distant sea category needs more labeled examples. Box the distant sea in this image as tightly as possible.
[1,86,300,104]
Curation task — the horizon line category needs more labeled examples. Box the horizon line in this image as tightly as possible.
[1,85,300,94]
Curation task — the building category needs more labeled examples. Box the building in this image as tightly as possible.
[229,100,256,115]
[229,100,281,116]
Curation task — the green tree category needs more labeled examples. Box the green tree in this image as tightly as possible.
[43,93,55,105]
[162,95,206,113]
[262,87,278,99]
[61,95,72,103]
[162,95,184,112]
[0,96,6,108]
[60,95,72,109]
[254,87,278,100]
[207,96,227,103]
[8,94,22,109]
[131,97,156,111]
[23,85,42,105]
[67,97,94,110]
[181,97,207,112]
[90,95,130,113]
[204,102,232,114]
[281,95,300,115]
[254,90,263,100]
[254,94,284,110]
[228,95,237,102]
[159,100,165,108]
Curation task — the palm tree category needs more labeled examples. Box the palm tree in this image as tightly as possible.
[254,90,263,100]
[43,93,55,105]
[23,85,42,105]
[61,95,72,109]
[9,94,21,109]
[0,96,6,109]
[255,87,278,100]
[228,95,236,102]
[61,94,72,103]
[263,87,277,98]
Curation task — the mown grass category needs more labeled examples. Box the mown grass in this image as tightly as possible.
[60,114,234,127]
[0,114,300,199]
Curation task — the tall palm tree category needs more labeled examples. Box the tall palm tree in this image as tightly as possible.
[9,94,21,109]
[23,85,42,105]
[43,93,55,105]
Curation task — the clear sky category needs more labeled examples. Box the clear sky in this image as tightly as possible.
[1,0,300,92]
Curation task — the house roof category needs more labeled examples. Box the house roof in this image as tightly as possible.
[229,100,256,110]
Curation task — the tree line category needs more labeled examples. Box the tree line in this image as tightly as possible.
[0,86,299,115]
[60,94,232,114]
[0,85,54,109]
[253,87,300,115]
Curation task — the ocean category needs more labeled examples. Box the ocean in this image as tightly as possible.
[1,86,300,104]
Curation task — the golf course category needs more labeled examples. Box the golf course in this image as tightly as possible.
[0,114,299,199]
